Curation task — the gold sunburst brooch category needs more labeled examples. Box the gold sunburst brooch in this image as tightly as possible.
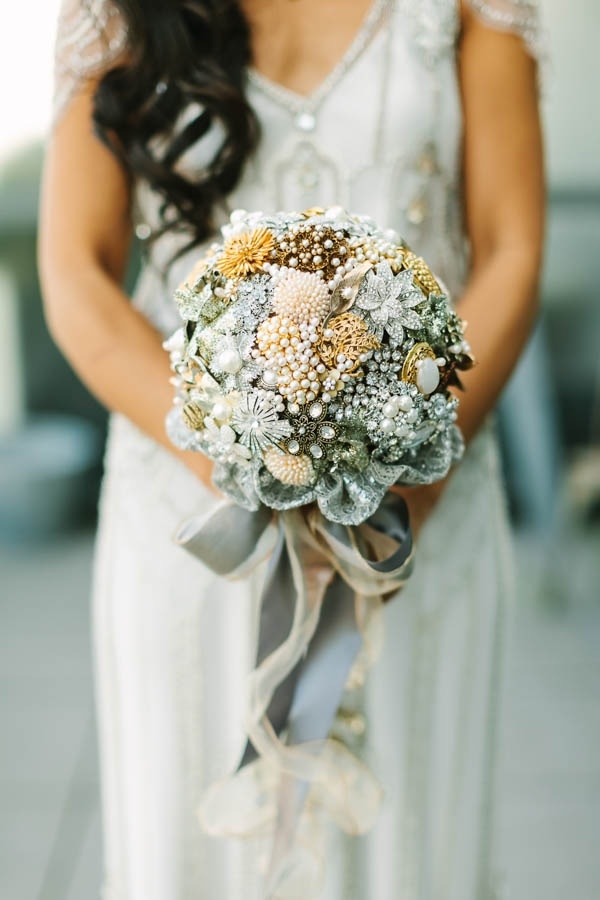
[217,227,275,280]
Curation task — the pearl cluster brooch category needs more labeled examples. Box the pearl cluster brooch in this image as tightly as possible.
[253,314,327,409]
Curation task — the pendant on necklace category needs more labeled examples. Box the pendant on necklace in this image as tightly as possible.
[295,111,316,133]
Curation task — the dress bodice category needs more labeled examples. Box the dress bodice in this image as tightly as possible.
[133,0,468,336]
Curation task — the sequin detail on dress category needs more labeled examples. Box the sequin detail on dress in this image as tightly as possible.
[466,0,544,66]
[52,0,128,125]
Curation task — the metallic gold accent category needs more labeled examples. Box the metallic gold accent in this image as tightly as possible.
[216,227,275,279]
[401,250,441,295]
[284,404,338,458]
[327,262,373,321]
[317,313,380,374]
[181,401,206,431]
[401,342,436,385]
[274,224,349,281]
[302,206,326,217]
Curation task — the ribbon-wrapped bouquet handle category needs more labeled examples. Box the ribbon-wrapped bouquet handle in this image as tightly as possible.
[166,207,472,896]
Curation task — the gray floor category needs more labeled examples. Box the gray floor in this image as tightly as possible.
[1,524,599,900]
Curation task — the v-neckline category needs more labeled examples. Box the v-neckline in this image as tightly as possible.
[246,0,392,113]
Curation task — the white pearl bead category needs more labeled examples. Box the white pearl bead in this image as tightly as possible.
[212,402,229,421]
[397,395,413,412]
[383,400,400,418]
[217,349,242,374]
[380,418,395,435]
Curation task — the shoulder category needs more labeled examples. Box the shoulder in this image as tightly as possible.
[53,0,129,126]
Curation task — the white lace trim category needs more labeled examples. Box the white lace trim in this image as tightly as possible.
[52,0,128,126]
[466,0,545,65]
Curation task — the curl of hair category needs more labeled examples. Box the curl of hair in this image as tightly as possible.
[92,0,259,250]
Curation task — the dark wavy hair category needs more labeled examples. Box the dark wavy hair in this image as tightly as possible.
[92,0,259,249]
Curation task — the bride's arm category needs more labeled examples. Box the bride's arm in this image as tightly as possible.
[394,6,545,531]
[455,3,545,442]
[38,86,216,490]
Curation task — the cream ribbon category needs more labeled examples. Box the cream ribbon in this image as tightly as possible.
[175,494,413,898]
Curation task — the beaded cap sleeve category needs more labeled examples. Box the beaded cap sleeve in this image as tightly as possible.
[52,0,128,126]
[465,0,544,62]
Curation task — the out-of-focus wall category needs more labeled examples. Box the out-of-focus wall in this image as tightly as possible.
[0,1,60,165]
[543,1,600,189]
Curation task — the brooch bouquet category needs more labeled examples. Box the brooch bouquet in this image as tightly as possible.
[165,207,473,897]
[166,207,472,525]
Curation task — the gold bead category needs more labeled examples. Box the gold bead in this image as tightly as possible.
[181,401,205,431]
[401,250,441,296]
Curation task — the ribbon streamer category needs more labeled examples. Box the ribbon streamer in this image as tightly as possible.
[175,494,413,898]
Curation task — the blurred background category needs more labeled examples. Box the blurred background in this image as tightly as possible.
[0,2,598,898]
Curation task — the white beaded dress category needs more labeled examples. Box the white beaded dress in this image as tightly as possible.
[51,1,542,898]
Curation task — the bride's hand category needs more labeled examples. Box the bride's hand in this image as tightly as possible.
[389,480,447,537]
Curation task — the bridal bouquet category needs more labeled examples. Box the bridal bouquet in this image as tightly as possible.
[166,207,472,525]
[165,207,473,897]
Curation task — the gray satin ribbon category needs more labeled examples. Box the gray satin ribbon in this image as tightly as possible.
[175,493,412,895]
